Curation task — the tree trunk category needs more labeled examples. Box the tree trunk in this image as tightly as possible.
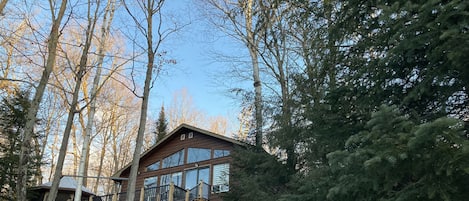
[243,0,263,148]
[74,0,115,200]
[0,0,8,15]
[47,0,98,199]
[17,1,67,200]
[125,1,164,200]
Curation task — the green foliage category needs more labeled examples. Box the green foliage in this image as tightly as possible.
[0,90,41,200]
[227,0,469,200]
[331,0,469,121]
[154,105,167,142]
[223,147,291,201]
[326,105,469,201]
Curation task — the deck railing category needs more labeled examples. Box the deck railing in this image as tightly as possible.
[92,181,210,201]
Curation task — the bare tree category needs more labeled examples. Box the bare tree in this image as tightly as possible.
[207,115,228,134]
[47,0,100,200]
[17,1,68,200]
[122,0,179,199]
[167,88,205,129]
[0,19,27,94]
[74,0,116,200]
[202,0,267,148]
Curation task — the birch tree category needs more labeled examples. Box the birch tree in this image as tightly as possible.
[202,0,266,148]
[47,0,100,200]
[17,1,67,200]
[74,0,116,200]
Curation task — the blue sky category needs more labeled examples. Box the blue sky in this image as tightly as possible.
[146,0,249,129]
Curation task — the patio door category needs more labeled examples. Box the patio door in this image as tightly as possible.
[184,166,209,190]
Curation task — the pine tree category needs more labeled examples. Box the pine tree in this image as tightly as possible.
[155,105,167,143]
[0,90,40,200]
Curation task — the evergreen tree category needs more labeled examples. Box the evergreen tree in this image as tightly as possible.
[155,105,168,143]
[284,0,469,200]
[325,105,469,201]
[223,147,290,201]
[0,90,41,200]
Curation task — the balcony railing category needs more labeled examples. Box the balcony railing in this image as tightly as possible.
[92,181,210,201]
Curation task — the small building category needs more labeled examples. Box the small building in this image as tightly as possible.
[30,176,95,201]
[107,124,245,201]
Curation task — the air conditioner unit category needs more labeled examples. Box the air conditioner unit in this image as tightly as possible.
[212,184,229,193]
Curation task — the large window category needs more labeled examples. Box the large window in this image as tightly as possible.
[213,149,230,158]
[160,172,183,187]
[184,166,210,190]
[144,176,158,188]
[146,161,160,171]
[212,163,230,193]
[162,149,184,168]
[187,148,211,163]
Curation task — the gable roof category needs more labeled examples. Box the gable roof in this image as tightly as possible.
[113,123,245,178]
[33,176,95,195]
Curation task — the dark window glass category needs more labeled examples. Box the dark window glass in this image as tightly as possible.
[213,149,230,158]
[146,161,160,171]
[144,176,158,188]
[187,148,211,163]
[162,149,184,168]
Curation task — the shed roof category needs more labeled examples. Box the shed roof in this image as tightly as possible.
[35,176,95,195]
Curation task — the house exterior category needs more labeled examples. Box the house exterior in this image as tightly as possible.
[111,124,245,201]
[29,176,95,201]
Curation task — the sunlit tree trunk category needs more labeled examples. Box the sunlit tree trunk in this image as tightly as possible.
[203,0,265,148]
[123,0,178,199]
[47,0,98,199]
[17,1,67,200]
[0,0,8,15]
[74,0,116,200]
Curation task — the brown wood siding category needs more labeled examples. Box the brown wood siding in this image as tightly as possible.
[118,129,236,201]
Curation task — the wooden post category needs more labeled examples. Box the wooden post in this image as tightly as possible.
[168,182,175,201]
[156,192,161,201]
[112,182,119,201]
[139,187,145,201]
[198,180,203,199]
[89,196,93,201]
[112,191,118,201]
[43,192,49,201]
[185,190,190,201]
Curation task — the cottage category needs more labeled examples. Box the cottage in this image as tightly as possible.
[29,176,95,201]
[106,124,245,201]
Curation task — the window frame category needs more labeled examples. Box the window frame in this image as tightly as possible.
[162,149,185,169]
[212,163,230,193]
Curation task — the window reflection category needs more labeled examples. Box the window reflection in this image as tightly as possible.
[162,149,184,168]
[160,172,182,187]
[213,163,230,193]
[214,149,230,158]
[144,176,158,188]
[184,166,210,190]
[146,161,160,171]
[187,148,211,163]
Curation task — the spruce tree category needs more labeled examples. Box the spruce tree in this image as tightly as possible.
[326,105,469,201]
[0,91,40,200]
[155,105,167,143]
